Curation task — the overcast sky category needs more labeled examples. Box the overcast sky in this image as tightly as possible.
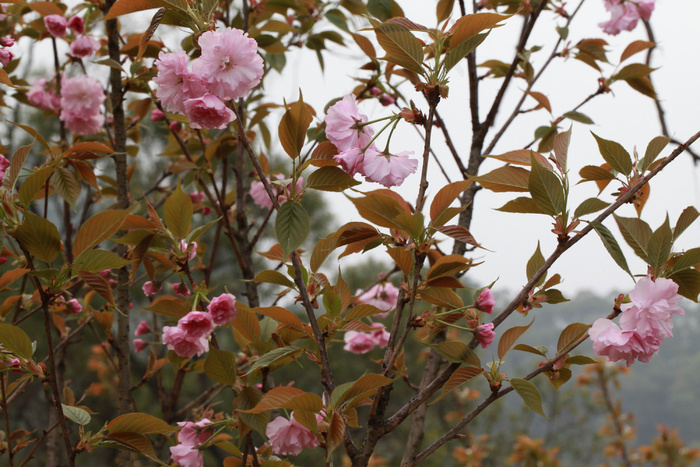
[265,0,700,299]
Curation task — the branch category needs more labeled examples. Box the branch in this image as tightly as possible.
[385,129,700,435]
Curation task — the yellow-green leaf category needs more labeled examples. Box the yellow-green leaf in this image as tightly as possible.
[14,213,61,263]
[164,181,192,239]
[204,348,237,386]
[0,323,33,359]
[73,209,130,258]
[511,378,547,418]
[279,93,312,159]
[107,413,175,435]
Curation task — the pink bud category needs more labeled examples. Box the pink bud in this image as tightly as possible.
[379,94,395,106]
[133,339,148,353]
[0,37,14,47]
[67,16,85,35]
[135,320,152,336]
[0,49,14,67]
[10,358,21,374]
[44,15,68,38]
[150,108,165,122]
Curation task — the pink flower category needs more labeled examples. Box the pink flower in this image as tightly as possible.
[179,240,198,261]
[369,323,390,348]
[133,339,148,353]
[207,293,237,326]
[598,0,654,35]
[162,326,209,358]
[192,27,264,100]
[249,180,272,209]
[362,147,418,188]
[184,93,235,129]
[150,108,165,122]
[177,419,212,445]
[265,415,320,456]
[619,276,684,340]
[28,78,60,112]
[0,154,10,181]
[173,283,191,297]
[178,311,215,339]
[356,282,399,318]
[153,50,208,115]
[589,318,660,366]
[0,37,15,47]
[142,281,160,297]
[324,94,374,152]
[189,191,205,204]
[0,49,13,67]
[343,331,378,354]
[44,15,67,38]
[170,419,212,467]
[66,298,82,315]
[334,147,368,177]
[60,76,105,135]
[135,320,152,336]
[475,288,496,314]
[10,358,21,374]
[475,323,496,349]
[67,16,85,35]
[69,35,99,58]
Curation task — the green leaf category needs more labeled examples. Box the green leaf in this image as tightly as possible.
[107,413,175,435]
[511,378,547,418]
[73,250,132,273]
[672,248,700,272]
[647,217,673,272]
[578,165,616,182]
[528,153,565,215]
[0,323,33,359]
[567,355,598,365]
[498,320,533,361]
[574,198,611,218]
[526,242,545,286]
[145,295,189,319]
[279,92,312,159]
[428,341,480,367]
[204,349,237,386]
[673,207,699,241]
[348,193,405,229]
[164,180,192,239]
[8,121,50,151]
[613,214,651,262]
[450,12,508,48]
[73,209,130,258]
[471,166,530,192]
[557,323,590,353]
[367,0,391,20]
[611,63,655,82]
[552,127,571,173]
[188,217,221,243]
[430,366,484,404]
[591,221,633,278]
[338,374,394,407]
[562,111,594,125]
[78,270,115,305]
[436,0,455,23]
[253,270,296,289]
[496,197,549,214]
[62,404,91,426]
[19,166,54,207]
[639,136,670,173]
[4,142,33,192]
[513,344,548,357]
[307,166,361,192]
[275,201,310,258]
[443,32,488,73]
[372,20,424,73]
[52,167,81,211]
[245,342,307,375]
[591,132,632,176]
[668,268,700,302]
[14,213,62,263]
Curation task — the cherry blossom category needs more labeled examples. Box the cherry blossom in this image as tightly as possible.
[183,93,235,129]
[162,326,209,358]
[44,15,67,38]
[324,94,374,152]
[207,293,237,326]
[265,415,319,456]
[362,147,418,188]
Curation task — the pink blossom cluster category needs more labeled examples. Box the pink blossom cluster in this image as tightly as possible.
[343,323,390,354]
[0,35,13,67]
[162,293,237,358]
[265,413,320,456]
[28,78,61,113]
[44,15,84,38]
[599,0,654,35]
[153,27,263,130]
[355,281,399,318]
[250,175,304,210]
[474,322,496,348]
[589,276,684,366]
[324,94,418,188]
[59,75,105,135]
[170,419,212,467]
[189,191,212,215]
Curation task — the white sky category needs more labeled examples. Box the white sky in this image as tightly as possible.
[265,0,700,298]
